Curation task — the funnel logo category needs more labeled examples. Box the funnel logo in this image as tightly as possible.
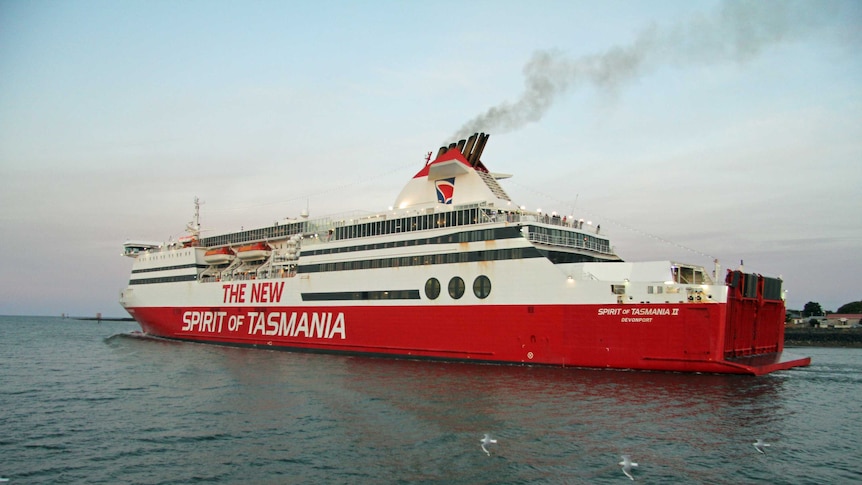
[435,178,455,204]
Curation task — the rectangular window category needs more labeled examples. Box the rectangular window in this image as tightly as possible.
[301,290,421,301]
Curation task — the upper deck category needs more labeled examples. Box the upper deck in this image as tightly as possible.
[198,203,614,256]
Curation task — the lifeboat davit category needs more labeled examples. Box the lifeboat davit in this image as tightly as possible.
[203,247,235,265]
[236,242,272,261]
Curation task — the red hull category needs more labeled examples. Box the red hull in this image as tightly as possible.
[127,302,810,375]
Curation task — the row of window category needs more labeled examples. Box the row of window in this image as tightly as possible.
[135,250,194,261]
[539,249,619,264]
[128,274,198,285]
[334,207,487,241]
[132,263,207,275]
[200,221,307,248]
[301,290,420,301]
[304,226,518,257]
[296,275,494,301]
[299,245,617,274]
[425,275,492,300]
[527,225,612,254]
[199,207,492,249]
[299,247,541,274]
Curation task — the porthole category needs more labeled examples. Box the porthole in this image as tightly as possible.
[473,275,491,299]
[425,278,441,300]
[448,276,465,299]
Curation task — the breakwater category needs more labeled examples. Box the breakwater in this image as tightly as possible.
[785,326,862,347]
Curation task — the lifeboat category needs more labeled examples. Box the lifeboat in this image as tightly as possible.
[236,242,272,261]
[203,247,235,265]
[178,235,198,247]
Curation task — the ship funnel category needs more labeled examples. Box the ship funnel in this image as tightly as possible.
[468,133,489,166]
[436,132,490,167]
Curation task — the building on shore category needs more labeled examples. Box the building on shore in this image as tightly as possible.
[824,314,862,328]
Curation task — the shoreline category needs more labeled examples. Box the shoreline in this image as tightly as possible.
[784,326,862,348]
[72,317,135,322]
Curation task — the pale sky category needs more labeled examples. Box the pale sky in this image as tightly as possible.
[1,0,860,317]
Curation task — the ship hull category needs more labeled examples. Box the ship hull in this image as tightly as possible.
[125,301,810,375]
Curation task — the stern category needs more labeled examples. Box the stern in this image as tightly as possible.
[721,270,811,374]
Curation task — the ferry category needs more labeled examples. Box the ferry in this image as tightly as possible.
[119,133,810,375]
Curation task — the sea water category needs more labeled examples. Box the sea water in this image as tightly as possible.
[1,315,859,484]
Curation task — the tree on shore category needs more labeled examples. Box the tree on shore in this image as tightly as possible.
[836,301,862,314]
[802,301,824,317]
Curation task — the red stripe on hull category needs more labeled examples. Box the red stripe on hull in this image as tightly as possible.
[125,303,810,375]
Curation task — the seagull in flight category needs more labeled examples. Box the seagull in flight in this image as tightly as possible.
[619,454,638,480]
[753,438,771,454]
[480,434,497,456]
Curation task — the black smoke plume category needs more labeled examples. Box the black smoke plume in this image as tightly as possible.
[453,0,853,139]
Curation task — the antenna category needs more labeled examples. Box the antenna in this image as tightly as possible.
[186,196,201,237]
